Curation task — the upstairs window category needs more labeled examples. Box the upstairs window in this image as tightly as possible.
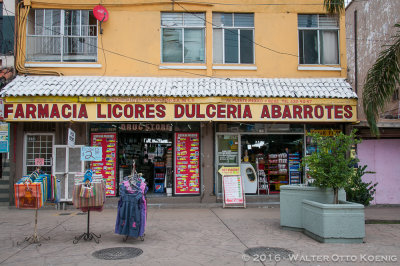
[213,13,254,64]
[26,9,97,62]
[298,14,339,65]
[0,3,15,55]
[161,12,205,63]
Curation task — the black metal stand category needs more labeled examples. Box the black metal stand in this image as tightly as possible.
[18,209,50,246]
[73,210,101,244]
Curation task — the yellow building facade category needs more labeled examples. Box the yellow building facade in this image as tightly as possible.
[1,0,357,205]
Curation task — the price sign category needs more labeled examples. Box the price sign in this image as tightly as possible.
[80,146,102,161]
[35,158,45,166]
[221,166,246,208]
[68,128,76,148]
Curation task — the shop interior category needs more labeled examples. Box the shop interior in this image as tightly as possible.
[240,134,303,194]
[118,132,173,195]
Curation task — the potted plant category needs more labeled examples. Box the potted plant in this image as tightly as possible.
[302,130,365,243]
[302,130,361,204]
[281,130,366,243]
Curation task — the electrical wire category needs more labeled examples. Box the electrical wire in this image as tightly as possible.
[99,0,108,76]
[12,2,62,76]
[176,2,300,59]
[4,4,352,88]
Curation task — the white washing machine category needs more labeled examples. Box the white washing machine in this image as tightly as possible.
[240,162,258,194]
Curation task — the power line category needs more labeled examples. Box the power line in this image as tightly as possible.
[4,5,348,90]
[175,2,300,59]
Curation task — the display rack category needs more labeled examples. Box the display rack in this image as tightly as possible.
[18,209,50,246]
[267,153,288,193]
[289,153,301,184]
[73,209,101,244]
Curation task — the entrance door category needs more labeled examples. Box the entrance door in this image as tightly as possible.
[215,133,240,198]
[53,145,84,202]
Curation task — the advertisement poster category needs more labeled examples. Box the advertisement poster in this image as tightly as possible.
[0,122,9,153]
[174,133,200,195]
[223,175,245,206]
[90,133,117,196]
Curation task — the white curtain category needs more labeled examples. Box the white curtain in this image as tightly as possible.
[213,29,223,63]
[320,31,338,64]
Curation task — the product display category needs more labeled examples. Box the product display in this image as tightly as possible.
[289,153,302,184]
[154,160,165,193]
[256,155,268,194]
[91,133,117,196]
[14,173,59,209]
[115,174,147,240]
[73,173,105,210]
[72,171,105,244]
[175,133,200,195]
[267,153,288,193]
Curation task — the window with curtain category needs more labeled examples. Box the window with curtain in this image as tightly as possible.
[212,13,254,64]
[298,14,339,65]
[161,12,205,63]
[26,9,97,62]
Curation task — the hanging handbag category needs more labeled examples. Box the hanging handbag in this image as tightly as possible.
[80,183,95,198]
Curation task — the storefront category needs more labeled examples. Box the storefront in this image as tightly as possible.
[89,122,201,197]
[215,123,343,198]
[1,76,358,204]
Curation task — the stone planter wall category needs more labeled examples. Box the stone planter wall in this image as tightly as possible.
[302,200,365,243]
[280,185,346,230]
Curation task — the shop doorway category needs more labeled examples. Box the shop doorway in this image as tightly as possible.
[215,132,304,197]
[240,134,303,194]
[118,132,173,196]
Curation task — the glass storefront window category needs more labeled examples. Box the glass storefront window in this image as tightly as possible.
[217,123,304,133]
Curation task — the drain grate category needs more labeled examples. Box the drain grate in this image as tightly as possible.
[76,212,87,215]
[59,213,72,216]
[92,247,143,260]
[245,247,293,259]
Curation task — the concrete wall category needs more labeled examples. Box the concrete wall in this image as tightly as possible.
[346,0,400,121]
[358,139,400,205]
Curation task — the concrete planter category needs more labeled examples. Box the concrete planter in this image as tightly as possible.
[280,185,346,230]
[302,200,365,243]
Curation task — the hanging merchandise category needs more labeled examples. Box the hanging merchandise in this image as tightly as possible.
[14,171,49,209]
[174,133,200,195]
[14,171,51,244]
[91,133,117,196]
[72,171,105,210]
[72,170,105,244]
[115,173,148,241]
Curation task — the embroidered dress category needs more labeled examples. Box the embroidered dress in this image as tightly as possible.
[115,179,147,238]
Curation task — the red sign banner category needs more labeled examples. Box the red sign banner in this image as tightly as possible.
[174,132,200,195]
[90,133,117,196]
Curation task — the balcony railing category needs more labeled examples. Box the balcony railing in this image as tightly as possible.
[26,34,97,62]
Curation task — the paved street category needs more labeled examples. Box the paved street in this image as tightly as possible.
[0,205,399,266]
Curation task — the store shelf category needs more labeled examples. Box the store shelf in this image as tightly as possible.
[289,153,302,184]
[267,153,288,193]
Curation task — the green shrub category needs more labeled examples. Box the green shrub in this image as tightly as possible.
[345,165,378,206]
[302,130,361,204]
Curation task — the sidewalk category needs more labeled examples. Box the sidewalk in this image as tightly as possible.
[0,205,399,266]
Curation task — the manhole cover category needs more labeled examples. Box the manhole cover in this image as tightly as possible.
[92,247,143,260]
[245,247,293,259]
